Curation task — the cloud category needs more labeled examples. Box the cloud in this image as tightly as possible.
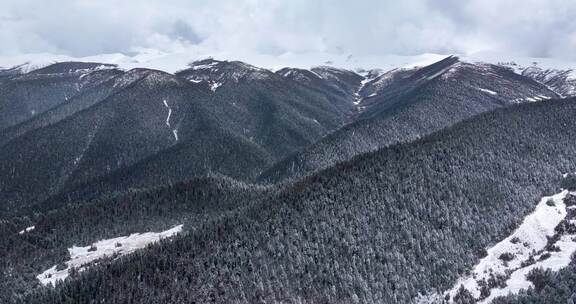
[0,0,574,60]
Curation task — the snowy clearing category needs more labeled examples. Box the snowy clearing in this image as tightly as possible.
[444,189,576,303]
[37,225,183,287]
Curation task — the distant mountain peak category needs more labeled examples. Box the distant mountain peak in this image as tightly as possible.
[30,62,118,75]
[177,59,275,91]
[276,67,323,84]
[311,65,363,81]
[520,65,576,97]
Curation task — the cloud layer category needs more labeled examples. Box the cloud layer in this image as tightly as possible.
[1,0,575,60]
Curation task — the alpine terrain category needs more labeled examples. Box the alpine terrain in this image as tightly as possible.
[1,52,576,304]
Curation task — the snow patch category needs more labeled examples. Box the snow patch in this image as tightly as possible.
[537,95,551,100]
[19,226,35,235]
[210,82,222,91]
[445,190,576,303]
[353,77,373,105]
[191,62,219,70]
[162,99,178,141]
[478,88,498,95]
[76,64,116,78]
[162,99,172,127]
[37,225,183,287]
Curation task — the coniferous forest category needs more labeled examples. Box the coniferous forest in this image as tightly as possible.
[1,47,576,304]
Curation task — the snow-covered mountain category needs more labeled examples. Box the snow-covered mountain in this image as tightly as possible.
[0,51,449,74]
[261,56,560,183]
[464,52,576,97]
[520,67,576,97]
[2,51,576,304]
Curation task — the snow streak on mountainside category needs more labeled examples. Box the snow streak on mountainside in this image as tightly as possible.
[162,99,178,141]
[37,225,183,286]
[443,187,576,303]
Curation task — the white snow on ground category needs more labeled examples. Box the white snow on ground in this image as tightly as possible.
[445,190,576,303]
[162,99,172,127]
[161,99,178,141]
[210,82,222,91]
[464,51,576,73]
[478,88,498,95]
[353,77,374,105]
[19,226,35,234]
[191,61,219,70]
[37,225,183,286]
[511,95,552,104]
[78,64,117,80]
[481,233,576,303]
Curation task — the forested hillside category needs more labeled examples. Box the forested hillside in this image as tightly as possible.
[17,97,576,304]
[261,57,559,183]
[0,59,356,215]
[0,175,269,303]
[0,62,121,130]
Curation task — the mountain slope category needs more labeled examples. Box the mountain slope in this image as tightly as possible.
[260,56,560,183]
[520,66,576,97]
[21,97,576,304]
[0,175,269,303]
[175,59,352,158]
[0,69,213,214]
[0,62,121,130]
[0,59,357,215]
[0,66,159,147]
[275,66,360,115]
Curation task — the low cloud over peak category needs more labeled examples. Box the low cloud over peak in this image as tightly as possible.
[0,0,575,61]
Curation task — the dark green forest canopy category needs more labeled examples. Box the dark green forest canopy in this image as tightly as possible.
[16,98,576,303]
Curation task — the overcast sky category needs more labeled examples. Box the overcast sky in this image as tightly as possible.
[1,0,575,61]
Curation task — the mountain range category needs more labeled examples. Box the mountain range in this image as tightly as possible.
[1,54,576,304]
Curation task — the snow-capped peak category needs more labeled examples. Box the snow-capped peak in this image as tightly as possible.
[177,58,274,90]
